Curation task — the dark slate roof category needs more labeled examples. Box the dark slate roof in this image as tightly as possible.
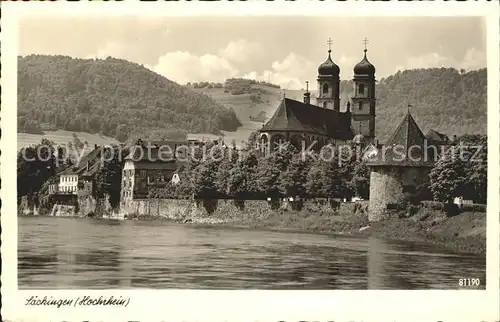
[318,51,340,76]
[260,98,353,140]
[426,129,450,143]
[367,112,434,167]
[353,49,376,76]
[126,145,177,162]
[59,147,106,176]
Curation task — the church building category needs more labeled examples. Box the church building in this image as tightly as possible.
[258,38,377,152]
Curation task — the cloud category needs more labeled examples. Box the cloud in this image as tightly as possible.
[393,47,486,73]
[242,53,317,90]
[154,51,238,84]
[218,39,263,63]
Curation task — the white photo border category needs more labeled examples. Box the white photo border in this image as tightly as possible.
[1,1,499,321]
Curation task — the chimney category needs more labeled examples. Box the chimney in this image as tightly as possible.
[94,144,98,149]
[303,81,311,104]
[453,135,457,142]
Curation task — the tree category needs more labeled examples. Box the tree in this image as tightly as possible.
[17,139,57,198]
[115,124,128,142]
[227,152,259,199]
[279,153,311,198]
[429,146,466,202]
[94,147,124,207]
[255,143,296,197]
[214,147,239,197]
[351,161,370,199]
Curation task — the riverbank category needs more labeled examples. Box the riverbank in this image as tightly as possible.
[124,200,486,255]
[191,210,485,255]
[21,197,486,254]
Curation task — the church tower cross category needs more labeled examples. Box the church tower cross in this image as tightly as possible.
[327,38,333,52]
[363,37,369,52]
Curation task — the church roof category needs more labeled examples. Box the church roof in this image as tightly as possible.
[353,49,375,76]
[260,98,353,140]
[367,112,433,167]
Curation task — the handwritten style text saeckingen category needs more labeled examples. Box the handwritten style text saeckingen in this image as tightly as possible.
[25,295,130,308]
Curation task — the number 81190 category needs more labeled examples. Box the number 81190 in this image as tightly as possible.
[458,278,481,287]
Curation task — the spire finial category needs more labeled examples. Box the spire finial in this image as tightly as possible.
[362,37,369,53]
[327,38,333,53]
[283,90,286,99]
[407,104,413,114]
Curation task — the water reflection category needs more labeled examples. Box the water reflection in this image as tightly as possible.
[18,217,485,289]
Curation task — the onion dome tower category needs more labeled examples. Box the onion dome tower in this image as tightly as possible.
[351,37,376,143]
[317,38,341,112]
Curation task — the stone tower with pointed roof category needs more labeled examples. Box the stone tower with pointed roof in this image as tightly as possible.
[366,111,434,222]
[351,39,376,144]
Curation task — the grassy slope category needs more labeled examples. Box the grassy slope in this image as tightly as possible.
[191,84,304,146]
[17,130,118,150]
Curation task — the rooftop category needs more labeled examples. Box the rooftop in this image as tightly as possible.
[260,98,353,140]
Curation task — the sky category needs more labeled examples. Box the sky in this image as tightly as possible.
[19,16,486,90]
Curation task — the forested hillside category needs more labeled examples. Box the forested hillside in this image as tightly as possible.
[339,68,487,140]
[17,55,241,142]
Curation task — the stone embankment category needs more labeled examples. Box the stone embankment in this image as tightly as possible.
[20,195,486,254]
[122,198,486,254]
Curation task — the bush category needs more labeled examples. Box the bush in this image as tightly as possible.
[461,203,486,212]
[407,204,420,217]
[421,200,445,210]
[396,196,410,211]
[268,199,281,210]
[443,203,459,217]
[233,199,245,211]
[329,199,340,210]
[291,199,304,211]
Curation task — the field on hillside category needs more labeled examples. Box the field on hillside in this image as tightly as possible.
[192,84,303,124]
[18,130,118,150]
[191,84,304,146]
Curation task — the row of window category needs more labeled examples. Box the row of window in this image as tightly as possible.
[147,175,167,185]
[59,185,77,193]
[123,169,135,177]
[322,83,368,95]
[61,176,77,182]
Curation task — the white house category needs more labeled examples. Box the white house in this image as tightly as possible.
[58,174,78,194]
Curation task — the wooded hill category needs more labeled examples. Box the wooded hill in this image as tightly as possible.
[18,54,486,144]
[340,67,487,141]
[17,55,242,142]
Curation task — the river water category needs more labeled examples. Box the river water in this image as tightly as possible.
[18,216,486,289]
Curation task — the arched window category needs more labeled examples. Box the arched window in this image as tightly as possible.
[323,83,329,94]
[323,102,328,108]
[358,84,365,94]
